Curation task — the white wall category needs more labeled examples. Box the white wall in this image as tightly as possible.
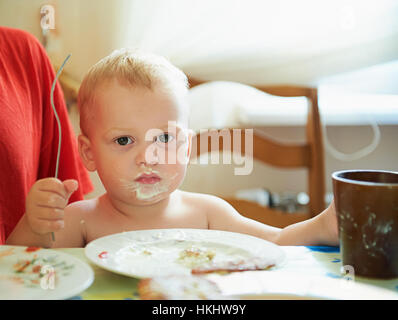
[0,0,127,80]
[2,1,398,84]
[0,0,44,40]
[1,1,397,201]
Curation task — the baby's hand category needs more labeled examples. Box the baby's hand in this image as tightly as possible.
[25,178,78,235]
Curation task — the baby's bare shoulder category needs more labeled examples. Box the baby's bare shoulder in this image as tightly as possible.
[177,190,233,212]
[177,190,244,231]
[52,198,101,248]
[65,198,99,222]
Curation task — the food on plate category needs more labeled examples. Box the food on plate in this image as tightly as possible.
[86,229,284,279]
[176,246,215,268]
[114,240,274,276]
[176,246,274,275]
[138,275,226,300]
[191,257,275,274]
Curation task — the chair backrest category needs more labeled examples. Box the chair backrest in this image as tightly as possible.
[188,77,326,226]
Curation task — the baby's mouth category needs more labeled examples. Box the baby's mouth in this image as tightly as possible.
[134,172,161,185]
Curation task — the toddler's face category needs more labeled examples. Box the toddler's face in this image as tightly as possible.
[82,79,191,206]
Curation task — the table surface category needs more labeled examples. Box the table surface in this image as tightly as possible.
[57,246,398,300]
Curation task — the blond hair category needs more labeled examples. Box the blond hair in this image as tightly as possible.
[77,48,189,135]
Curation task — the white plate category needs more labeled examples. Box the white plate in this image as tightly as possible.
[85,228,285,279]
[0,245,94,300]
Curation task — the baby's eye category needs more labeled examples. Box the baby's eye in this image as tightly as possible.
[115,136,134,146]
[156,133,174,144]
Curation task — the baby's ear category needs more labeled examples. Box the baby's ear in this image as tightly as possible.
[78,134,96,172]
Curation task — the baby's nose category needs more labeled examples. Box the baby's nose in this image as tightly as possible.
[135,144,159,166]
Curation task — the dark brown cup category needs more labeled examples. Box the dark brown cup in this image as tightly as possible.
[332,170,398,279]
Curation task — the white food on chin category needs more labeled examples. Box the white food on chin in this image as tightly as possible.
[119,172,178,201]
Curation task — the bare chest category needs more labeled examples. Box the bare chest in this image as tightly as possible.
[84,202,208,244]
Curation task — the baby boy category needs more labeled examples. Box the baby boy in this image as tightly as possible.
[7,49,338,248]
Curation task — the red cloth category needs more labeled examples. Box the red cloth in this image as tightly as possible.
[0,27,93,244]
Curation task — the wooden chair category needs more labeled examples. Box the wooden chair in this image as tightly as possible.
[188,77,326,228]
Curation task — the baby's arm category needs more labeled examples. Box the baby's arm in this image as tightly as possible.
[6,178,85,248]
[275,200,338,246]
[205,195,338,246]
[49,202,87,248]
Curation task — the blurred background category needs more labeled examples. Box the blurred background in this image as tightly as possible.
[1,0,397,211]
